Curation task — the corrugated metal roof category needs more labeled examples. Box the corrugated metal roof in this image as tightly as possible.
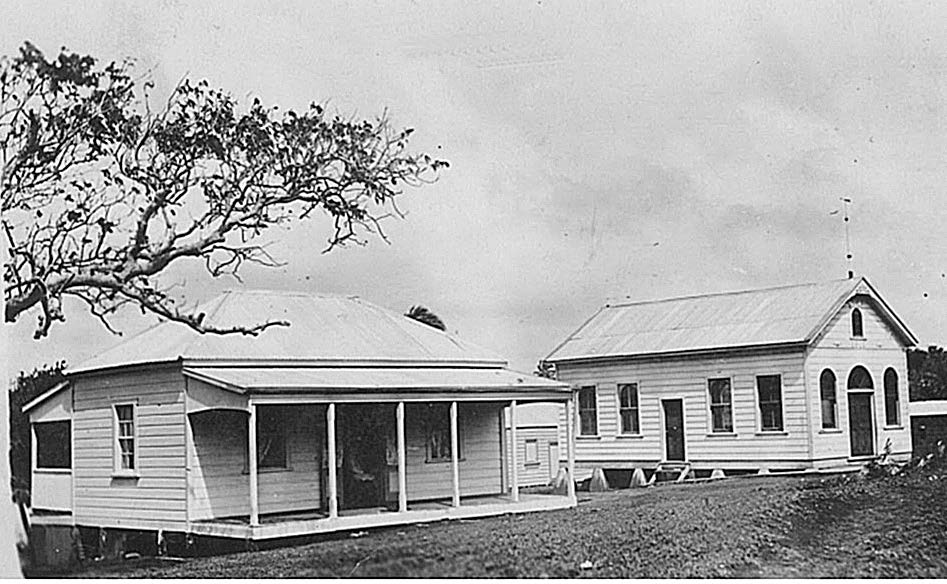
[546,277,897,362]
[72,290,505,374]
[183,366,569,394]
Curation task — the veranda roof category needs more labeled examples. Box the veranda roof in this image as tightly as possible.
[183,366,568,397]
[547,275,917,363]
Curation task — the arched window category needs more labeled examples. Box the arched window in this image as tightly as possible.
[884,368,900,426]
[847,365,874,390]
[820,369,837,429]
[851,308,864,338]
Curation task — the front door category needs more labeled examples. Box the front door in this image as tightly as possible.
[663,399,685,461]
[849,393,875,457]
[338,404,391,510]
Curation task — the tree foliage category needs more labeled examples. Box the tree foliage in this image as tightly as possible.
[1,42,447,338]
[8,362,66,505]
[909,346,947,401]
[405,305,446,331]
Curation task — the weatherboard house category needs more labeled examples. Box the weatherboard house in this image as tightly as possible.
[544,276,917,482]
[24,290,575,550]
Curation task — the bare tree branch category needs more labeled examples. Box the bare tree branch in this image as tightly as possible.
[1,43,448,338]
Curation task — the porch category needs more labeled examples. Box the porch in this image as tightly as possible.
[190,492,574,540]
[183,365,578,539]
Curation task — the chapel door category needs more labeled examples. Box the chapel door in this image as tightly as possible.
[849,393,875,457]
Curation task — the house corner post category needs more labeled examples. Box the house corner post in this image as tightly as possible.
[248,403,259,527]
[510,399,519,502]
[450,401,461,508]
[565,397,576,499]
[396,401,408,513]
[327,403,338,519]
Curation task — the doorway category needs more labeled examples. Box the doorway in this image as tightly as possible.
[848,393,875,457]
[336,404,393,511]
[662,399,685,461]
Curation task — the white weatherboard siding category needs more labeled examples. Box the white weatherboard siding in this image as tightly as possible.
[395,402,503,501]
[506,426,559,487]
[72,367,188,531]
[555,349,810,477]
[187,406,323,521]
[806,298,912,467]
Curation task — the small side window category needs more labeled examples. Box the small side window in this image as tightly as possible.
[757,375,784,432]
[820,369,838,429]
[577,386,598,436]
[114,404,136,471]
[525,439,539,464]
[884,368,900,427]
[851,308,864,338]
[708,378,733,433]
[618,383,640,435]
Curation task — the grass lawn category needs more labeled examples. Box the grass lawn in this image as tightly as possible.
[55,467,947,578]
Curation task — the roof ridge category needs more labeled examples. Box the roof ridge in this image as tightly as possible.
[604,277,855,309]
[221,288,360,299]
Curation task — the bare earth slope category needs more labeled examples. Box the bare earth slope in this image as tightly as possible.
[57,470,947,578]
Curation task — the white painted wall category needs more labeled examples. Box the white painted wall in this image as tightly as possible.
[71,367,188,531]
[806,296,912,467]
[555,348,809,478]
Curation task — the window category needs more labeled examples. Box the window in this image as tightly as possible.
[34,421,71,470]
[820,369,838,429]
[884,368,900,426]
[847,365,874,390]
[757,375,783,432]
[257,407,288,469]
[708,378,733,433]
[425,403,459,462]
[577,386,598,436]
[618,383,640,434]
[525,439,539,464]
[114,404,136,471]
[851,308,864,337]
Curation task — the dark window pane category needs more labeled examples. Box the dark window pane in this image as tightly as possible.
[847,366,874,390]
[35,421,71,469]
[258,407,288,469]
[757,375,783,431]
[820,369,837,429]
[578,387,598,436]
[426,403,455,461]
[618,384,639,434]
[852,308,864,337]
[884,368,900,426]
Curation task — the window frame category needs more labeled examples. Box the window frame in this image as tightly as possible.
[819,368,839,430]
[524,438,540,465]
[851,307,864,338]
[617,383,641,436]
[112,402,138,475]
[755,374,785,433]
[707,377,734,434]
[883,367,901,427]
[576,386,599,437]
[33,420,72,471]
[256,406,290,470]
[425,403,463,463]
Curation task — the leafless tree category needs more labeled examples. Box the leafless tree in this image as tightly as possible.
[1,43,447,338]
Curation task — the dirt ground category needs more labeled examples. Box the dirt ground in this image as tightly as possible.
[47,468,947,578]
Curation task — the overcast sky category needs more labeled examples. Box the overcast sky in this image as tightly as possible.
[4,0,947,375]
